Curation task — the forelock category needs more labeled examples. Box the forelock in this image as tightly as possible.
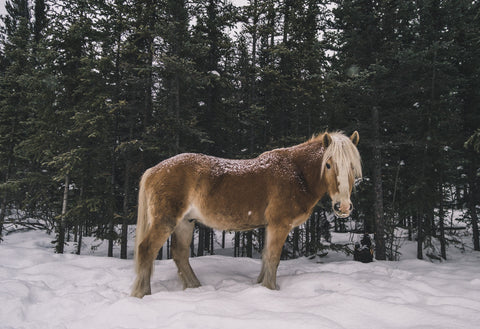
[321,132,362,179]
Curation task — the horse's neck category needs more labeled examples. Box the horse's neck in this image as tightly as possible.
[290,141,327,199]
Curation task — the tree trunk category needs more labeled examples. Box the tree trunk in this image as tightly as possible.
[0,157,11,241]
[417,212,423,260]
[75,184,84,255]
[234,232,240,257]
[0,198,6,241]
[258,228,265,253]
[56,175,69,254]
[204,228,210,254]
[174,75,181,152]
[311,212,318,252]
[407,216,412,241]
[293,227,299,257]
[372,106,386,260]
[210,228,214,255]
[437,180,446,259]
[242,233,246,257]
[190,231,195,257]
[108,134,117,258]
[246,231,253,257]
[76,221,83,255]
[121,160,130,259]
[467,159,480,251]
[305,216,311,255]
[167,238,171,259]
[108,221,114,257]
[198,225,204,256]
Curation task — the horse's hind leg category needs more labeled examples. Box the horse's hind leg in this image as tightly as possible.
[172,219,201,289]
[257,225,290,290]
[132,217,176,298]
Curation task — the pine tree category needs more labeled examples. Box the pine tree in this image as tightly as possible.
[454,1,480,251]
[331,0,387,259]
[191,0,237,156]
[0,0,34,240]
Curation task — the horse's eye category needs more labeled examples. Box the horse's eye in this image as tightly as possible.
[326,163,331,169]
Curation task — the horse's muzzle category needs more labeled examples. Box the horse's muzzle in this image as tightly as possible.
[333,202,353,218]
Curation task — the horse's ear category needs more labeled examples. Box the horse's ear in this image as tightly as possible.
[323,133,332,148]
[350,131,359,146]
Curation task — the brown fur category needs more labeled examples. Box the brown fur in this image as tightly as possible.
[131,131,362,298]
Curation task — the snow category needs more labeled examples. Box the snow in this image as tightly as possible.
[1,231,480,329]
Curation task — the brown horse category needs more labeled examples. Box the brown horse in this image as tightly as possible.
[131,131,362,298]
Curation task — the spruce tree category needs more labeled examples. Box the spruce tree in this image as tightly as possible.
[0,0,34,240]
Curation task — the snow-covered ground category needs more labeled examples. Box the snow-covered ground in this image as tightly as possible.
[1,231,480,329]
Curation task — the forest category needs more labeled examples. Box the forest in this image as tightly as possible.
[0,0,479,262]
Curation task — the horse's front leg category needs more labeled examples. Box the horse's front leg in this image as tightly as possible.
[257,225,291,290]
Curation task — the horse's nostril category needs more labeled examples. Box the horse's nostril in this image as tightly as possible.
[334,203,341,212]
[349,203,353,211]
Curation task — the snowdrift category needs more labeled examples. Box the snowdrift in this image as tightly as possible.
[1,231,480,329]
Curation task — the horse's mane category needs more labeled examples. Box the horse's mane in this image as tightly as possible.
[312,132,362,180]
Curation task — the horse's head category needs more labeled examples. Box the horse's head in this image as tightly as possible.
[321,131,362,218]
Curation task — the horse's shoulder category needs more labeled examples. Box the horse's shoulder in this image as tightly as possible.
[254,149,286,167]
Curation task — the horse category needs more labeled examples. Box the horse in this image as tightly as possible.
[131,131,362,298]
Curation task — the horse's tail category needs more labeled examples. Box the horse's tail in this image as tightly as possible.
[134,171,150,275]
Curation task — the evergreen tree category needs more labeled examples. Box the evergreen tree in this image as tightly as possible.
[0,0,34,239]
[453,1,480,251]
[192,0,238,156]
[331,0,387,259]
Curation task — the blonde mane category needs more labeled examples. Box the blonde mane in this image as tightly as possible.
[320,132,362,181]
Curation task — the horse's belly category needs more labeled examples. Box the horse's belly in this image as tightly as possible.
[185,203,265,231]
[200,215,265,231]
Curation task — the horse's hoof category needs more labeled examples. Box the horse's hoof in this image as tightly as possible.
[260,281,277,290]
[131,291,145,298]
[183,282,201,289]
[131,288,151,298]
